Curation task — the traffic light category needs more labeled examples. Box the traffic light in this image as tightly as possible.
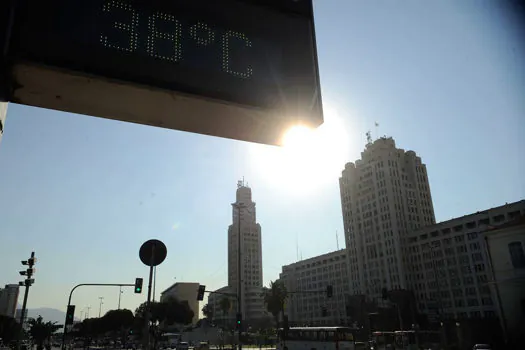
[66,305,75,325]
[382,288,389,300]
[19,252,36,284]
[134,278,143,294]
[326,285,333,298]
[236,313,242,329]
[197,285,206,301]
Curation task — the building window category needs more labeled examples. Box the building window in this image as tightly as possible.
[508,242,525,268]
[484,310,496,318]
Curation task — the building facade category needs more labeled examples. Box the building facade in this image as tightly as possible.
[227,181,265,321]
[484,215,525,343]
[0,284,19,319]
[339,137,435,300]
[405,200,525,322]
[212,180,267,323]
[279,249,349,325]
[160,282,200,325]
[207,286,234,324]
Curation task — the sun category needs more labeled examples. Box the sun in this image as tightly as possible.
[248,108,351,194]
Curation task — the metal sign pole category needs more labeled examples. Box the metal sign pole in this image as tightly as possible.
[145,245,155,350]
[138,239,167,350]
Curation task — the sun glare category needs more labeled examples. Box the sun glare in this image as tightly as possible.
[248,108,351,194]
[282,125,314,149]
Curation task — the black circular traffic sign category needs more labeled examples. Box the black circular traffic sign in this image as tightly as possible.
[139,239,167,267]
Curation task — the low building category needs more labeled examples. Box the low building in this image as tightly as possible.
[279,249,349,326]
[405,200,525,322]
[208,286,235,325]
[0,284,19,319]
[484,215,525,344]
[160,282,200,325]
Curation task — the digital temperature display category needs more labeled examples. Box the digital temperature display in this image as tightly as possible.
[7,0,323,145]
[98,0,261,80]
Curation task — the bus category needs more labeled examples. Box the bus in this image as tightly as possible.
[277,327,356,350]
[371,331,395,350]
[159,333,182,348]
[393,330,441,350]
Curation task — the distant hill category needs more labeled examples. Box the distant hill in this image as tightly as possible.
[15,307,78,324]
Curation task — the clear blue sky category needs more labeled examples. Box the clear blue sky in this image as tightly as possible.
[0,0,523,316]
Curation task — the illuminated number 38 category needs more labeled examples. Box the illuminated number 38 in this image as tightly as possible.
[100,0,253,79]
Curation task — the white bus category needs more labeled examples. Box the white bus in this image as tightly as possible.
[159,333,182,348]
[277,327,356,350]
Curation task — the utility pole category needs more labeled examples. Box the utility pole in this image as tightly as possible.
[17,252,37,350]
[86,306,91,319]
[98,297,104,318]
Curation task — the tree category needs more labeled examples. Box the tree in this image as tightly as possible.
[71,318,97,338]
[202,303,213,320]
[134,297,194,330]
[71,310,134,339]
[263,280,287,327]
[27,316,62,350]
[99,309,134,333]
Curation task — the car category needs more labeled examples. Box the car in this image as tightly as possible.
[198,342,210,350]
[177,342,189,350]
[472,345,491,350]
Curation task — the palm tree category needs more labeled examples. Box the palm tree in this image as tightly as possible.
[27,316,62,350]
[263,280,288,327]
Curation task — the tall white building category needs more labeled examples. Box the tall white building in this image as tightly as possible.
[228,180,263,291]
[228,180,265,321]
[279,249,349,325]
[0,284,20,319]
[339,137,435,300]
[212,180,267,323]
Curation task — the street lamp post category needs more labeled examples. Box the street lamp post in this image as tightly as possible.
[234,203,245,350]
[118,287,123,309]
[17,252,36,350]
[98,297,104,318]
